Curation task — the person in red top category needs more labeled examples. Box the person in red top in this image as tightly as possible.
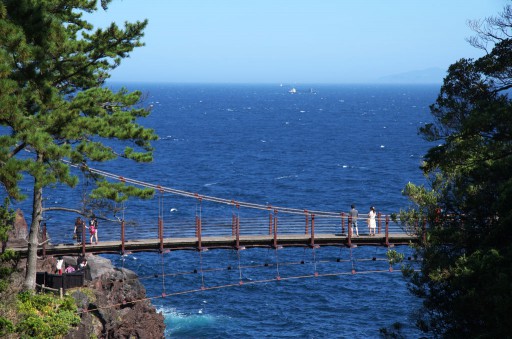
[89,216,98,244]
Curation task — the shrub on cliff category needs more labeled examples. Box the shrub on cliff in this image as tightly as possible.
[14,291,80,338]
[0,198,16,293]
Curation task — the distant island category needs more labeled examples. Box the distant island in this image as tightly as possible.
[377,67,445,84]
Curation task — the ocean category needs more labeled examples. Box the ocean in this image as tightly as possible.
[17,83,440,338]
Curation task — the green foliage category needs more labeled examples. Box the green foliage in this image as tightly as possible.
[0,200,17,294]
[0,0,158,290]
[90,179,155,203]
[401,4,512,337]
[0,198,14,243]
[15,291,80,338]
[386,249,404,266]
[0,316,14,336]
[0,0,158,203]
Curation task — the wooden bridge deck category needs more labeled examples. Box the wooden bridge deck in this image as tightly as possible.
[10,233,417,257]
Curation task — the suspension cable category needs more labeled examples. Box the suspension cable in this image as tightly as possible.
[62,160,349,218]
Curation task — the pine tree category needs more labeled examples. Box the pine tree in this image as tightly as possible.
[0,0,157,291]
[401,4,512,337]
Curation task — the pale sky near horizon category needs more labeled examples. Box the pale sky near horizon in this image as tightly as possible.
[86,0,509,84]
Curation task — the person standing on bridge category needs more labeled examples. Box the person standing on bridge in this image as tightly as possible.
[89,216,98,245]
[74,217,84,245]
[368,206,377,236]
[349,204,359,236]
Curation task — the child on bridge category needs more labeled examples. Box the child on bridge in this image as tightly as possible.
[87,217,98,245]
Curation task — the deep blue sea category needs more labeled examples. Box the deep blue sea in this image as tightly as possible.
[13,83,441,338]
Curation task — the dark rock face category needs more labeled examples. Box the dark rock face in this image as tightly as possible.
[4,209,28,251]
[64,255,165,339]
[13,209,28,239]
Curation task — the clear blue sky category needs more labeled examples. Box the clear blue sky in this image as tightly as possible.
[86,0,508,84]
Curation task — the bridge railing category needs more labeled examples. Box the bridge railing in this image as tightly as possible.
[41,163,411,248]
[77,213,404,242]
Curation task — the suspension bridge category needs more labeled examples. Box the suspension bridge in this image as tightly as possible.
[10,164,420,259]
[6,163,424,322]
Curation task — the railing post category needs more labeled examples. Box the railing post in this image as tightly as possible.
[158,187,165,253]
[121,219,125,255]
[158,216,164,253]
[378,212,382,234]
[194,195,203,250]
[268,207,273,235]
[341,212,345,235]
[195,216,199,237]
[304,210,309,235]
[347,216,352,247]
[235,204,242,250]
[42,222,47,258]
[236,215,240,249]
[385,215,390,247]
[310,214,316,247]
[197,218,202,251]
[232,213,236,236]
[273,209,278,249]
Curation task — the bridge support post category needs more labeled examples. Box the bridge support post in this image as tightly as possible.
[158,217,164,253]
[310,214,318,248]
[196,207,203,251]
[304,210,309,235]
[385,215,390,247]
[195,216,198,237]
[378,212,382,234]
[268,207,273,235]
[235,218,244,250]
[272,210,278,249]
[234,204,244,250]
[348,215,352,236]
[235,215,240,249]
[232,214,236,236]
[347,217,352,248]
[341,212,345,235]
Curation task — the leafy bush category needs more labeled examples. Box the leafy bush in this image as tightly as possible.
[15,291,81,338]
[0,316,14,336]
[0,200,17,294]
[386,249,405,266]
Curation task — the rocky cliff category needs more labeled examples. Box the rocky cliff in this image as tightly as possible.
[8,209,166,338]
[53,255,166,339]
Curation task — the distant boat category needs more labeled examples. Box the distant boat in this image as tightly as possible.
[289,88,297,94]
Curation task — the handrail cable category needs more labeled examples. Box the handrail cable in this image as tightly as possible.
[62,160,377,218]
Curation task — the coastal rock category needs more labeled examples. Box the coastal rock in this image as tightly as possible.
[4,209,28,251]
[13,209,28,239]
[9,211,165,338]
[65,255,165,338]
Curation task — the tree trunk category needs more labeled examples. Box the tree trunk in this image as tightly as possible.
[22,157,44,291]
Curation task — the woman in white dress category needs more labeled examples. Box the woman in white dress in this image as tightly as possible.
[368,206,377,236]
